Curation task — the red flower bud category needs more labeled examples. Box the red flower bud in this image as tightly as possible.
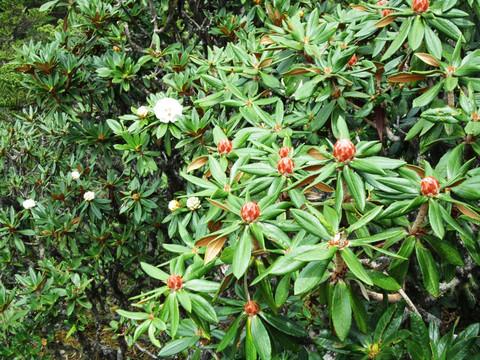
[277,158,294,175]
[241,202,260,223]
[244,300,259,316]
[217,138,233,155]
[420,176,440,197]
[412,0,428,13]
[347,54,357,67]
[376,0,387,5]
[278,146,291,158]
[333,139,356,163]
[382,8,394,17]
[167,274,183,291]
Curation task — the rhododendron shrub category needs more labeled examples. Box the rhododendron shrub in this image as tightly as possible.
[3,0,480,358]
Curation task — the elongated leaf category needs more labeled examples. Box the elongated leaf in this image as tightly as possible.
[408,15,424,51]
[415,242,439,297]
[341,247,373,285]
[251,316,271,360]
[141,262,169,281]
[294,260,330,295]
[381,18,412,61]
[331,281,352,341]
[217,315,244,352]
[233,228,252,279]
[428,199,445,239]
[343,166,366,211]
[246,318,257,360]
[412,80,444,108]
[190,293,218,322]
[291,209,330,240]
[347,206,382,234]
[159,336,200,357]
[116,309,150,321]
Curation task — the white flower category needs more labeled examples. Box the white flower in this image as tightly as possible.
[84,191,95,202]
[137,106,149,118]
[71,171,80,181]
[22,199,36,210]
[168,200,181,212]
[186,197,201,211]
[153,98,183,123]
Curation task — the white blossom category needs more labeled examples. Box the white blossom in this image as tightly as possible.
[137,106,149,118]
[153,98,183,123]
[22,199,36,210]
[168,200,181,212]
[71,171,80,181]
[84,191,95,202]
[186,197,201,211]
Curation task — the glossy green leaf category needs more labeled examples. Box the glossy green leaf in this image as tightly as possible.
[233,227,252,279]
[251,316,271,360]
[341,247,373,285]
[428,199,445,239]
[415,242,439,297]
[331,281,352,341]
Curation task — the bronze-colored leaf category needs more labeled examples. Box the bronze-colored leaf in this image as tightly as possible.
[405,164,425,178]
[351,4,368,11]
[259,58,274,68]
[205,236,227,264]
[374,15,398,27]
[207,198,229,211]
[304,165,325,171]
[70,218,81,226]
[388,73,427,82]
[259,35,274,45]
[293,175,317,189]
[283,68,312,76]
[187,156,208,172]
[196,235,217,247]
[307,148,327,160]
[455,203,480,220]
[414,53,440,67]
[232,171,244,183]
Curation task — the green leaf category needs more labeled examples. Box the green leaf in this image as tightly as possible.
[381,18,412,61]
[415,242,439,297]
[116,309,150,321]
[424,235,464,266]
[410,312,431,358]
[349,158,387,175]
[291,209,330,240]
[141,262,169,281]
[294,259,330,295]
[260,312,307,338]
[343,166,366,211]
[184,280,220,293]
[169,293,179,337]
[251,316,271,360]
[412,80,444,108]
[341,247,373,285]
[428,199,445,239]
[275,274,291,308]
[429,17,462,40]
[245,318,257,360]
[159,336,200,357]
[347,286,368,334]
[368,271,401,291]
[408,16,425,51]
[346,206,382,234]
[217,315,244,352]
[295,244,336,261]
[233,227,252,279]
[331,281,352,341]
[425,26,442,59]
[176,290,192,313]
[189,293,218,322]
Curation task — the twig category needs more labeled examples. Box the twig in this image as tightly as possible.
[134,343,159,359]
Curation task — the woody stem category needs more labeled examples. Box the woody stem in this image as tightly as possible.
[409,202,429,235]
[334,250,344,274]
[448,90,455,108]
